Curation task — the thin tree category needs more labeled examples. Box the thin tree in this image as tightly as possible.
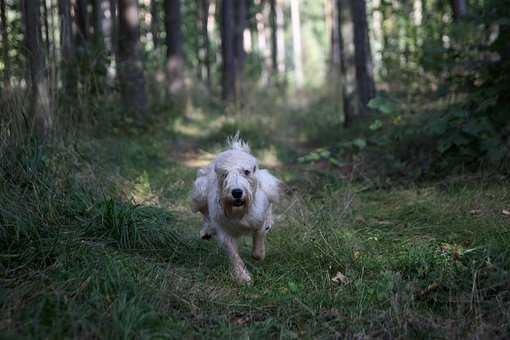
[270,0,277,73]
[21,0,52,137]
[151,0,161,48]
[92,0,108,93]
[290,0,303,87]
[109,0,118,65]
[118,0,148,115]
[221,0,236,101]
[275,0,285,74]
[164,0,184,94]
[450,0,467,21]
[234,0,246,76]
[75,0,89,46]
[349,0,375,115]
[58,0,77,98]
[200,0,211,90]
[1,0,10,91]
[336,0,355,127]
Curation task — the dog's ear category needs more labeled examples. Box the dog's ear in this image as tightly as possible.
[255,169,281,204]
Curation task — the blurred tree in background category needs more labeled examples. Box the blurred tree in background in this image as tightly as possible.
[0,0,508,175]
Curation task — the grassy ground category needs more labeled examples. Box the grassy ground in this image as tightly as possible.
[1,99,510,339]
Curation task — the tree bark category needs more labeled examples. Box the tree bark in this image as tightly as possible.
[109,0,118,64]
[270,0,277,73]
[92,0,105,46]
[336,0,355,127]
[58,0,77,98]
[21,0,52,137]
[42,0,51,56]
[275,0,285,74]
[118,0,148,116]
[349,0,375,115]
[200,0,211,90]
[75,0,89,46]
[1,0,10,91]
[164,0,184,94]
[290,0,303,87]
[221,0,236,101]
[151,0,161,48]
[450,0,467,21]
[234,0,246,76]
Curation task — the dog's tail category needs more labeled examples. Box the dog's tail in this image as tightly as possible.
[226,131,251,153]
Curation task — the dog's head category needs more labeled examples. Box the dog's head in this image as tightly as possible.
[214,146,258,217]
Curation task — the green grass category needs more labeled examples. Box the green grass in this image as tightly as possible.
[2,102,510,339]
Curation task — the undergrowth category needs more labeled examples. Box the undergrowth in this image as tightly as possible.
[1,91,510,338]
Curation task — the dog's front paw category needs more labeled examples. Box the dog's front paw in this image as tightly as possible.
[200,226,214,240]
[251,249,265,261]
[233,266,252,285]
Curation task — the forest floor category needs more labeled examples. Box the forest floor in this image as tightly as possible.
[2,99,510,339]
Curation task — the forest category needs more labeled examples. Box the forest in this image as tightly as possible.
[1,0,510,338]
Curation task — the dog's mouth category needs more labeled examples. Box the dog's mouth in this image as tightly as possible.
[232,199,245,207]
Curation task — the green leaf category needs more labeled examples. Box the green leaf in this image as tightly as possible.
[369,119,383,131]
[352,138,367,150]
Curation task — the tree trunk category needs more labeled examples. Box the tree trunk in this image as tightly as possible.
[164,0,184,95]
[118,0,148,116]
[151,0,161,48]
[42,0,51,56]
[290,0,303,87]
[58,0,77,98]
[21,0,52,137]
[337,0,355,127]
[200,0,211,90]
[75,0,89,46]
[450,0,467,21]
[275,0,285,74]
[1,0,10,91]
[221,0,236,101]
[234,0,246,76]
[109,0,118,64]
[330,0,340,67]
[270,0,277,73]
[92,0,105,46]
[349,0,375,115]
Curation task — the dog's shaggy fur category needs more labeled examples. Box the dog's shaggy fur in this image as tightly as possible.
[191,135,281,283]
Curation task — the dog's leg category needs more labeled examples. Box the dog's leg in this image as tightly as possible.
[199,218,216,240]
[199,209,215,240]
[252,208,273,260]
[251,230,266,261]
[221,234,252,284]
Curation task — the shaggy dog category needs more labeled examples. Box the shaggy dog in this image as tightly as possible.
[191,135,281,284]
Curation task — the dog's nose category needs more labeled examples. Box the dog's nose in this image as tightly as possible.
[231,189,243,199]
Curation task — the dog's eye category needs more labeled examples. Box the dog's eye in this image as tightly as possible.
[244,170,250,176]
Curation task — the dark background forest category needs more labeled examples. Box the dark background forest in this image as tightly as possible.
[1,0,510,338]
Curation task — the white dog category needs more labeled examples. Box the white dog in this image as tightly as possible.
[191,135,281,284]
